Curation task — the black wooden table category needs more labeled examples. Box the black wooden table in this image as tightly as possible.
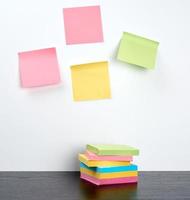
[0,172,190,200]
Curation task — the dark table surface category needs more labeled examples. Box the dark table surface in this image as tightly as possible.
[0,172,190,200]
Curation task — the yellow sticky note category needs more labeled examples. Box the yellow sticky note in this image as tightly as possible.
[71,61,111,101]
[80,167,138,179]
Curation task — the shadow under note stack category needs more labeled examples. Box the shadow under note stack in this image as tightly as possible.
[79,144,139,186]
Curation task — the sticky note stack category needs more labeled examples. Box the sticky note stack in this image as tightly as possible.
[79,144,139,186]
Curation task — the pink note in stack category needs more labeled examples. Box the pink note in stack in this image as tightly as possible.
[85,151,133,161]
[81,173,138,186]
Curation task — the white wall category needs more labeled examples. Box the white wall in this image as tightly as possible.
[0,0,190,171]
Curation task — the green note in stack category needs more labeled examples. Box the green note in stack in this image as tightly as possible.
[86,144,139,156]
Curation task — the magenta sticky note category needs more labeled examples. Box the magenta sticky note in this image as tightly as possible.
[18,48,61,88]
[80,173,138,186]
[63,5,104,45]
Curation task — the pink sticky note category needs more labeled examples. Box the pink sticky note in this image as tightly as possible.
[85,151,133,162]
[80,173,138,186]
[63,5,104,45]
[18,48,61,88]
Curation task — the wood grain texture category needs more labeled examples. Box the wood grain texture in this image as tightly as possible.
[0,172,190,200]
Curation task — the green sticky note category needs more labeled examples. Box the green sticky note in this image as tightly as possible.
[117,32,159,69]
[87,144,139,156]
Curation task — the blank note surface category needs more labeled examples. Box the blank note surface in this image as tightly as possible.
[18,48,61,88]
[63,6,104,45]
[71,61,111,101]
[117,32,159,69]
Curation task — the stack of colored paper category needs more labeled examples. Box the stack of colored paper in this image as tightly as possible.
[79,144,139,186]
